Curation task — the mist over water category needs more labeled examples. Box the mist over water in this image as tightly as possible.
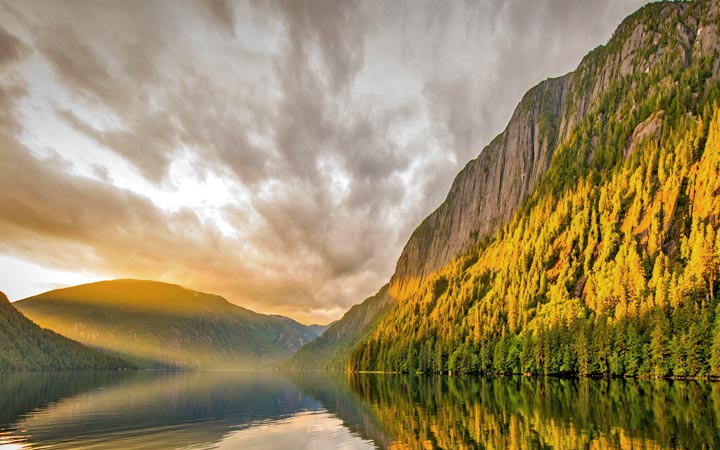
[0,371,718,449]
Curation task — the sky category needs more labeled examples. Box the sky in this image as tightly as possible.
[0,0,650,324]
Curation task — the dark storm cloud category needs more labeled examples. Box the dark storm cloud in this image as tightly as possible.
[0,0,651,321]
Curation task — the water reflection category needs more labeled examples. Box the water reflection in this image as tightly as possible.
[0,371,376,450]
[0,371,718,449]
[213,411,373,450]
[348,374,720,450]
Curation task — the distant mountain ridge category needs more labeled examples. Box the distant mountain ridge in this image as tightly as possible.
[15,279,326,369]
[0,291,133,371]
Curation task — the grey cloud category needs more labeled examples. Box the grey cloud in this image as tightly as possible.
[423,76,483,161]
[56,107,175,183]
[35,24,123,107]
[337,106,417,181]
[267,0,369,180]
[0,0,653,322]
[233,0,421,284]
[0,25,27,68]
[0,27,28,134]
[0,84,25,136]
[35,22,178,182]
[36,5,274,185]
[169,73,276,186]
[269,0,367,92]
[198,0,236,36]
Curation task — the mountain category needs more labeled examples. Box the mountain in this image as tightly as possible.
[301,0,720,376]
[390,75,569,301]
[285,284,391,370]
[0,291,133,371]
[15,280,326,369]
[388,0,719,301]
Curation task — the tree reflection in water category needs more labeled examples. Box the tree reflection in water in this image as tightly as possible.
[348,374,720,450]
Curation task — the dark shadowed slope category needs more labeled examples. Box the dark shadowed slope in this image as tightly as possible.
[0,291,133,371]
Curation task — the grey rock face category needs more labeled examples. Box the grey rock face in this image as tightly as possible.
[389,0,708,299]
[391,75,570,298]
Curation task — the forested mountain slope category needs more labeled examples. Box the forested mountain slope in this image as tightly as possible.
[348,0,720,377]
[285,285,391,369]
[0,291,133,371]
[16,280,325,369]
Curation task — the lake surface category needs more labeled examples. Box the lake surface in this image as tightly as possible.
[0,371,718,449]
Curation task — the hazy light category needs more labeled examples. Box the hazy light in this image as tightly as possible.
[0,256,102,301]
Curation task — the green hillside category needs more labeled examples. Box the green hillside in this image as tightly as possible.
[345,1,720,377]
[284,284,391,370]
[0,291,133,371]
[15,280,324,369]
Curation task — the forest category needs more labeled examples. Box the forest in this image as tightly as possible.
[0,292,134,371]
[349,4,720,378]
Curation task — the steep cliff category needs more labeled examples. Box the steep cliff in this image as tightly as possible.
[349,0,720,376]
[390,0,712,300]
[295,0,720,370]
[391,76,570,299]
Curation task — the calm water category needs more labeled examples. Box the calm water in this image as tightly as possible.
[0,371,718,450]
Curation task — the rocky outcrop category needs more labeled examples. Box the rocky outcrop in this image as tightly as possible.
[625,110,664,158]
[391,75,570,299]
[389,0,709,300]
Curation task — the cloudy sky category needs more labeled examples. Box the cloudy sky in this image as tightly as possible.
[0,0,649,324]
